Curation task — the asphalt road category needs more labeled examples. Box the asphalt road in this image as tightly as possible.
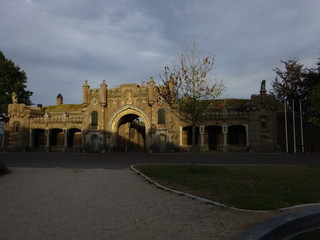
[1,151,319,169]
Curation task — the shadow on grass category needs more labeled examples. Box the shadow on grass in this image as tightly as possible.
[136,164,320,210]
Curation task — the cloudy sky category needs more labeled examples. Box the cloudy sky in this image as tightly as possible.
[1,0,319,106]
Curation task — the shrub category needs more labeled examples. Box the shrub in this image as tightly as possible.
[0,160,8,175]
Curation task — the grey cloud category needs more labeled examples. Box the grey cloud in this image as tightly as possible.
[1,0,319,105]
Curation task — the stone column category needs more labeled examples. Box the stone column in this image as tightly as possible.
[199,125,206,152]
[64,128,68,147]
[222,125,228,152]
[29,128,33,148]
[244,124,249,147]
[199,125,205,146]
[45,128,50,152]
[179,126,183,147]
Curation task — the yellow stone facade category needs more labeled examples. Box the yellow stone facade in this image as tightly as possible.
[5,79,281,153]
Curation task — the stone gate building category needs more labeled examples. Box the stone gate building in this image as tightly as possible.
[5,79,282,153]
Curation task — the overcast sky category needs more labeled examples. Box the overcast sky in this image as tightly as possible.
[1,0,319,106]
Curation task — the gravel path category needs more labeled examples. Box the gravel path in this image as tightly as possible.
[0,168,291,240]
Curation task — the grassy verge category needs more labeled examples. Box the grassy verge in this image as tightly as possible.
[136,164,320,210]
[0,160,8,176]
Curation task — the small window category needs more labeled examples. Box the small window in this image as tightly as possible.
[91,111,98,126]
[14,122,20,133]
[260,117,267,129]
[158,108,165,124]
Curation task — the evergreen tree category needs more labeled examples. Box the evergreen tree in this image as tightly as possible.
[271,58,305,108]
[272,56,320,126]
[0,51,33,113]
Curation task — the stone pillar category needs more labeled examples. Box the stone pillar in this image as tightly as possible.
[82,81,90,106]
[179,126,183,147]
[64,128,68,147]
[244,124,249,147]
[222,125,228,152]
[45,128,50,152]
[148,77,156,105]
[29,128,33,148]
[100,80,107,107]
[199,125,206,152]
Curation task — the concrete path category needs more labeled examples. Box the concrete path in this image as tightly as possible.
[0,167,283,240]
[1,152,320,169]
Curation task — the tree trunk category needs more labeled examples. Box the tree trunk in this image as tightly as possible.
[191,124,196,166]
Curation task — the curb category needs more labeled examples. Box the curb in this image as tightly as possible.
[236,208,320,240]
[130,164,320,213]
[130,164,227,208]
[131,164,320,239]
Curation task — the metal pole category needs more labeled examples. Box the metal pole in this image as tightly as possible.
[299,99,305,154]
[292,100,296,153]
[284,102,289,153]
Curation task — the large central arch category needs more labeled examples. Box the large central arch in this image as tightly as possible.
[107,105,151,151]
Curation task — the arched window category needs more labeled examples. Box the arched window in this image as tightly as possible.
[14,122,20,133]
[91,111,98,126]
[260,116,267,129]
[158,108,165,124]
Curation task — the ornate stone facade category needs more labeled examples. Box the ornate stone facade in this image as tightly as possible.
[5,79,282,153]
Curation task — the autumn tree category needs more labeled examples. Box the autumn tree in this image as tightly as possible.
[0,51,33,114]
[157,39,224,160]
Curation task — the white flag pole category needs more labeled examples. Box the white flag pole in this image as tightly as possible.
[299,99,304,154]
[292,100,296,154]
[284,101,289,154]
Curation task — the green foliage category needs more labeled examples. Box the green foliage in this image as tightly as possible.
[137,164,320,210]
[0,51,33,114]
[272,57,320,127]
[0,160,8,175]
[308,83,320,127]
[271,58,305,108]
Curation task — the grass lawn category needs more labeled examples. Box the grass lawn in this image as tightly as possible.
[136,164,320,210]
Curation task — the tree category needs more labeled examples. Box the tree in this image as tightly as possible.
[271,56,320,126]
[271,58,305,108]
[0,51,33,113]
[308,83,320,127]
[157,39,224,161]
[304,57,320,126]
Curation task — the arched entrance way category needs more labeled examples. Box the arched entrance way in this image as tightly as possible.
[117,114,145,151]
[107,105,151,152]
[206,126,223,150]
[228,125,246,146]
[33,129,46,147]
[67,128,82,147]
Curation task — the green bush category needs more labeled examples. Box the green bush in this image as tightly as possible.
[0,160,8,175]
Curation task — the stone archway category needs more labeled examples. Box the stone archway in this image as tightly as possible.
[107,105,151,151]
[117,114,146,151]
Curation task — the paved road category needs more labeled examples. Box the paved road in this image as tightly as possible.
[1,152,319,240]
[1,151,319,169]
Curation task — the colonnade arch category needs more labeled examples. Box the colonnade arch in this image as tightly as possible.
[31,127,82,149]
[181,124,248,151]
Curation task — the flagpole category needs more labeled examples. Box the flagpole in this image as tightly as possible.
[284,101,289,153]
[292,100,296,154]
[299,99,304,154]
